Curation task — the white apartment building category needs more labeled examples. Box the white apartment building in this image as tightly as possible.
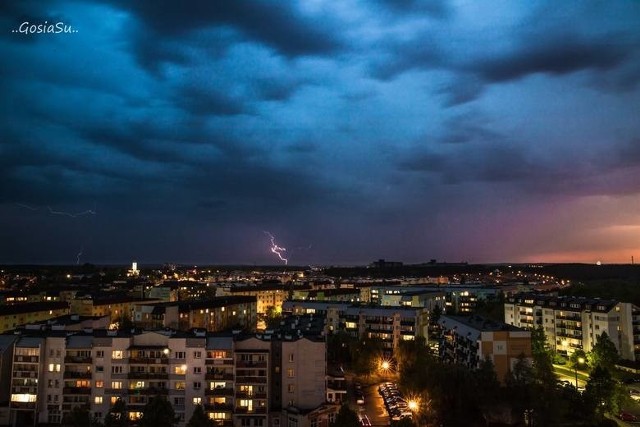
[7,329,335,427]
[504,294,640,361]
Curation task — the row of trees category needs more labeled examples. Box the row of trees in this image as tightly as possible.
[377,328,625,426]
[62,397,214,427]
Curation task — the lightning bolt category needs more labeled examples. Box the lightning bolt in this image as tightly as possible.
[76,247,83,265]
[16,203,97,218]
[47,206,96,218]
[264,231,288,265]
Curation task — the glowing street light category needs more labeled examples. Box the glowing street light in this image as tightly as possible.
[408,400,419,412]
[575,356,585,389]
[381,360,390,371]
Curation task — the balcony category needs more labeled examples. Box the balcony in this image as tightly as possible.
[235,407,267,414]
[10,401,36,410]
[205,403,234,411]
[205,373,234,381]
[129,387,169,395]
[235,361,267,368]
[206,387,234,397]
[127,372,169,380]
[63,371,92,379]
[129,357,169,365]
[556,313,581,321]
[235,376,267,384]
[64,356,92,364]
[206,359,233,366]
[63,386,91,395]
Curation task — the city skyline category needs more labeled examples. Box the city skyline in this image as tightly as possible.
[1,2,640,265]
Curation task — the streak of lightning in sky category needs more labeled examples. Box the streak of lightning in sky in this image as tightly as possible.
[76,247,83,265]
[16,203,97,218]
[264,231,288,265]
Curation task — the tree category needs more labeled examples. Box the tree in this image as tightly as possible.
[589,332,619,371]
[585,365,616,421]
[474,357,501,404]
[104,398,129,427]
[63,406,101,427]
[139,396,178,427]
[569,348,588,371]
[332,404,360,427]
[187,404,213,427]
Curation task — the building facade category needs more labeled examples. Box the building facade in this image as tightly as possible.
[282,301,429,356]
[504,294,640,361]
[0,302,70,333]
[439,315,532,383]
[6,329,334,427]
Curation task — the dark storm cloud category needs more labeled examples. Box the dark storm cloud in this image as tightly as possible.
[2,0,640,264]
[400,142,539,185]
[374,0,451,19]
[470,33,630,83]
[104,0,343,60]
[178,84,247,117]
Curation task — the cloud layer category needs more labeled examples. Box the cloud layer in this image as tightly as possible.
[1,1,640,265]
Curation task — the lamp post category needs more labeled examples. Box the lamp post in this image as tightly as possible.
[574,357,585,389]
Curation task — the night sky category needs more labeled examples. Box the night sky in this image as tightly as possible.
[1,1,640,266]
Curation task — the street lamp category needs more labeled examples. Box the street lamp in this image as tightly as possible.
[574,357,585,389]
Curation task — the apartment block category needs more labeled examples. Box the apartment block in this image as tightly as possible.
[0,302,70,333]
[133,297,258,332]
[282,301,429,356]
[69,296,161,323]
[504,294,640,361]
[215,284,294,316]
[439,315,532,383]
[5,329,335,427]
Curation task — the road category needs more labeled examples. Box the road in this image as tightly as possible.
[356,382,390,427]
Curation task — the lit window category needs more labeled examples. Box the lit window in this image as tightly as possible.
[94,396,103,404]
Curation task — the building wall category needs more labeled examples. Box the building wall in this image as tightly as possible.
[0,305,70,333]
[505,297,639,361]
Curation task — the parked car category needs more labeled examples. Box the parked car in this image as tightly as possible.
[618,411,638,422]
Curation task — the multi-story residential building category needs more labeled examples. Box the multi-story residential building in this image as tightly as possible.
[365,284,498,313]
[69,296,161,324]
[282,301,429,355]
[0,302,70,333]
[215,284,306,316]
[5,328,335,427]
[291,289,361,304]
[439,315,532,383]
[133,297,258,332]
[504,294,640,361]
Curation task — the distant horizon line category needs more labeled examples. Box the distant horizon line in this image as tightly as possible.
[1,260,638,269]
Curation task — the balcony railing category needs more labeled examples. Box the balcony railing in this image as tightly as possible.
[129,357,169,364]
[64,356,92,364]
[206,359,234,365]
[63,386,91,395]
[235,407,267,414]
[127,372,169,380]
[205,403,234,411]
[235,361,267,368]
[205,373,234,381]
[205,387,234,396]
[63,371,92,379]
[235,376,267,384]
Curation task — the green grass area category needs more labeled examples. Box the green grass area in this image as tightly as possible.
[553,364,590,383]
